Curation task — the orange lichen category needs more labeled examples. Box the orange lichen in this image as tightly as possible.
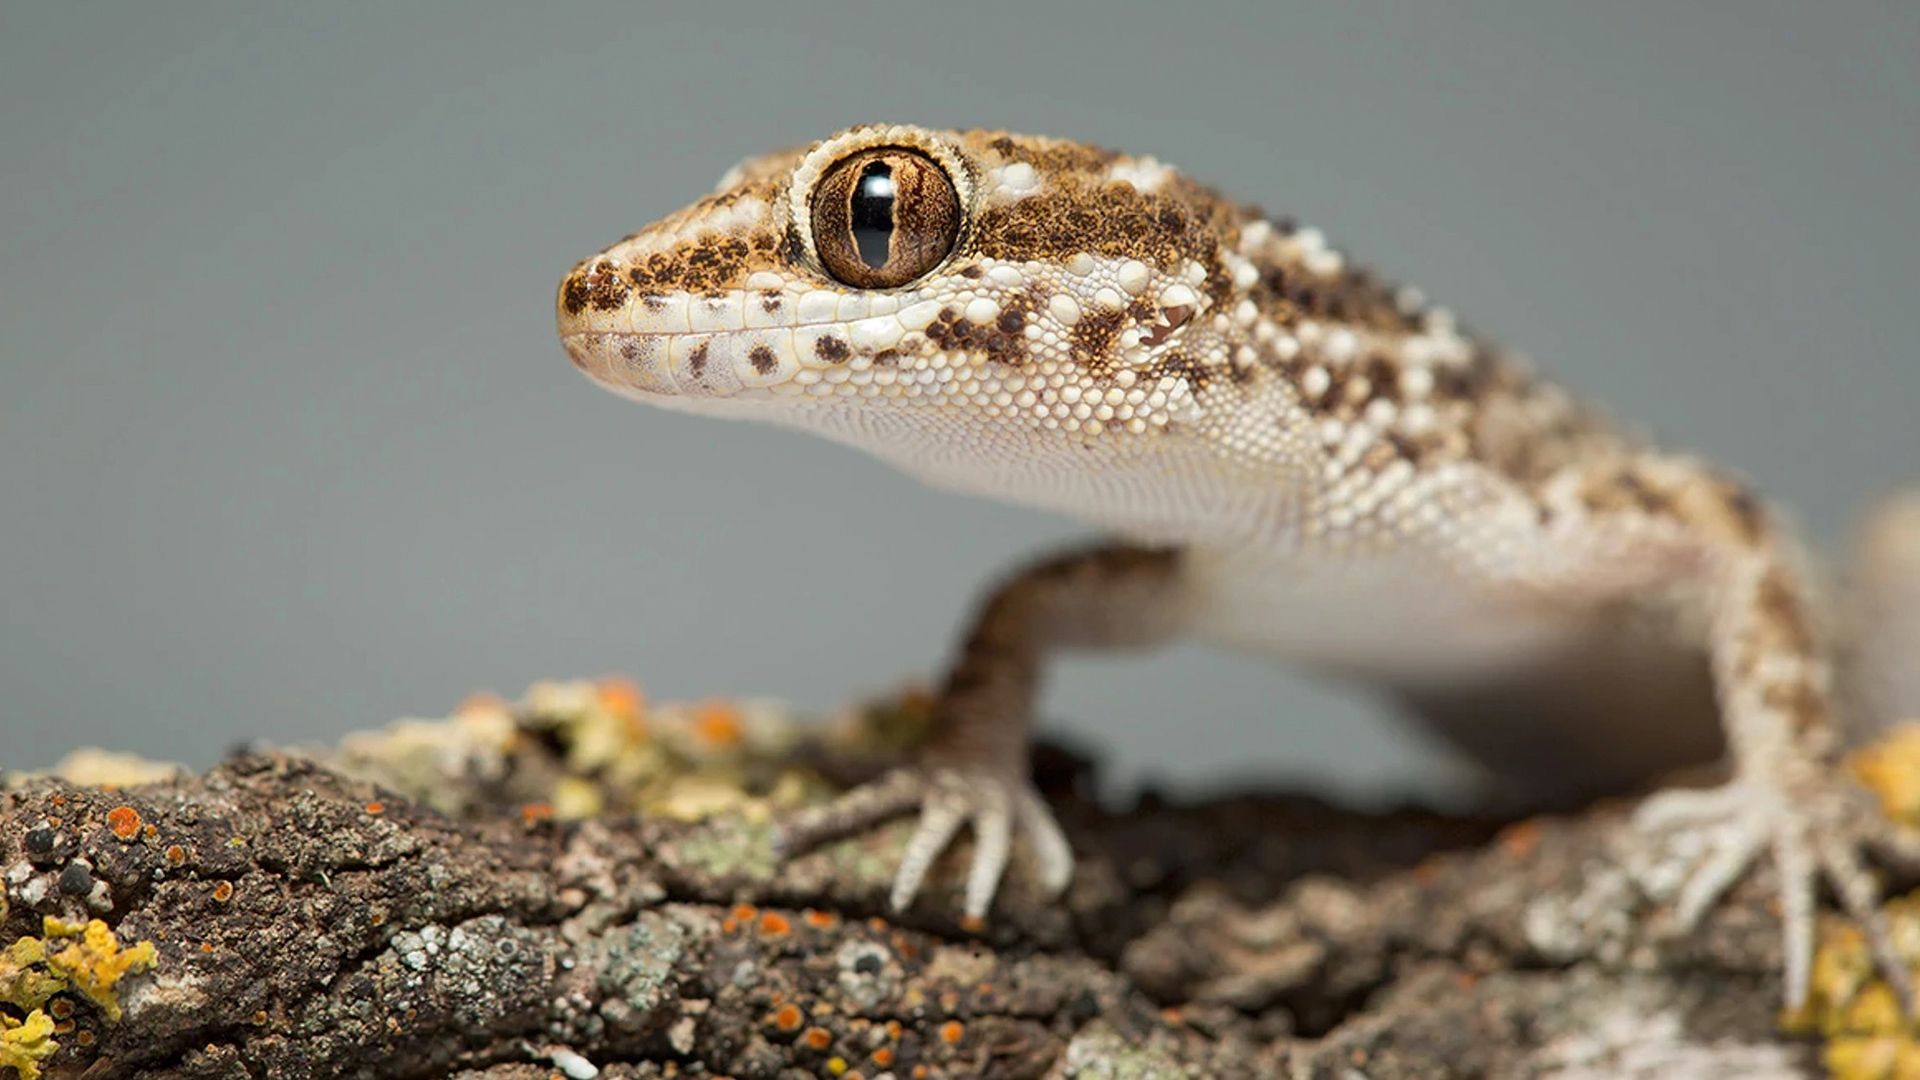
[871,1047,895,1066]
[803,1025,833,1050]
[211,881,234,904]
[595,677,649,736]
[732,904,758,922]
[692,700,744,748]
[141,824,158,841]
[772,1004,805,1031]
[939,1020,964,1044]
[41,917,158,1021]
[520,802,554,825]
[363,801,385,815]
[757,912,791,937]
[105,806,142,841]
[1497,819,1543,860]
[164,845,186,865]
[803,909,838,930]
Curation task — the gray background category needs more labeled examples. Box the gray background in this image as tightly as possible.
[3,3,1915,802]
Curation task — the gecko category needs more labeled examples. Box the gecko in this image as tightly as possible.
[555,123,1917,1009]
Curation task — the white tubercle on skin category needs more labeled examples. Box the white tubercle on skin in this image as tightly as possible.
[848,316,904,352]
[988,161,1042,201]
[1106,156,1173,193]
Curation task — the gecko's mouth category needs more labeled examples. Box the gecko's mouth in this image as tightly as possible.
[561,329,814,401]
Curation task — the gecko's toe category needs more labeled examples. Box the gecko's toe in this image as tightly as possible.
[890,789,968,911]
[1816,830,1914,1013]
[774,761,1074,921]
[772,767,923,858]
[962,783,1014,921]
[1630,776,1910,1013]
[1017,788,1075,898]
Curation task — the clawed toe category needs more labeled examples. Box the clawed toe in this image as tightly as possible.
[773,764,1075,921]
[1632,779,1913,1012]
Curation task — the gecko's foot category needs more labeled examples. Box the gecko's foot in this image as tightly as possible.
[1631,775,1913,1011]
[773,763,1075,920]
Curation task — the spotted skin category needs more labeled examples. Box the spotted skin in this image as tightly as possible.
[557,124,1912,1010]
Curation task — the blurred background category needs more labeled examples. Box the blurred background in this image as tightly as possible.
[3,3,1915,802]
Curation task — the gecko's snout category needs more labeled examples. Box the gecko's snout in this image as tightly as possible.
[556,248,810,403]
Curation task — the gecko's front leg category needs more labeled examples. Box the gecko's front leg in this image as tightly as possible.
[1549,456,1914,1009]
[774,544,1187,919]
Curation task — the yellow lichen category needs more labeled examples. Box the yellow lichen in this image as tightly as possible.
[0,1009,57,1080]
[40,918,157,1021]
[1772,727,1920,1078]
[1853,723,1920,831]
[1780,889,1920,1078]
[0,938,62,1014]
[550,776,605,821]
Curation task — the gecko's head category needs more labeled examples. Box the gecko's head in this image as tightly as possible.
[558,124,1353,515]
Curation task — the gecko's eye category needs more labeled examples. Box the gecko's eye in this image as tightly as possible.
[810,147,960,289]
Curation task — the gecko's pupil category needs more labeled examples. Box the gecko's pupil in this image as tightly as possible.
[850,163,895,269]
[809,146,961,289]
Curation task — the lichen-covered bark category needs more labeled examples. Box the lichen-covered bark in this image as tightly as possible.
[3,686,1912,1079]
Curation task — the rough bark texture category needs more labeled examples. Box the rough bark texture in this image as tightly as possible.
[2,686,1910,1079]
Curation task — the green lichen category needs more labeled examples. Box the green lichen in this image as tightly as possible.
[600,911,690,1017]
[665,820,780,883]
[1059,1022,1196,1079]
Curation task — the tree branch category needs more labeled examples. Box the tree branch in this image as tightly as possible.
[4,684,1908,1078]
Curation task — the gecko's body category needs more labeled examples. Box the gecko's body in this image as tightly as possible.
[556,125,1912,1007]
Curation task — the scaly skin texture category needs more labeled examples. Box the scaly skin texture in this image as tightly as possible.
[556,123,1911,1009]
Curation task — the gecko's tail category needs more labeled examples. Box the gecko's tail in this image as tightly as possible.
[1841,489,1920,741]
